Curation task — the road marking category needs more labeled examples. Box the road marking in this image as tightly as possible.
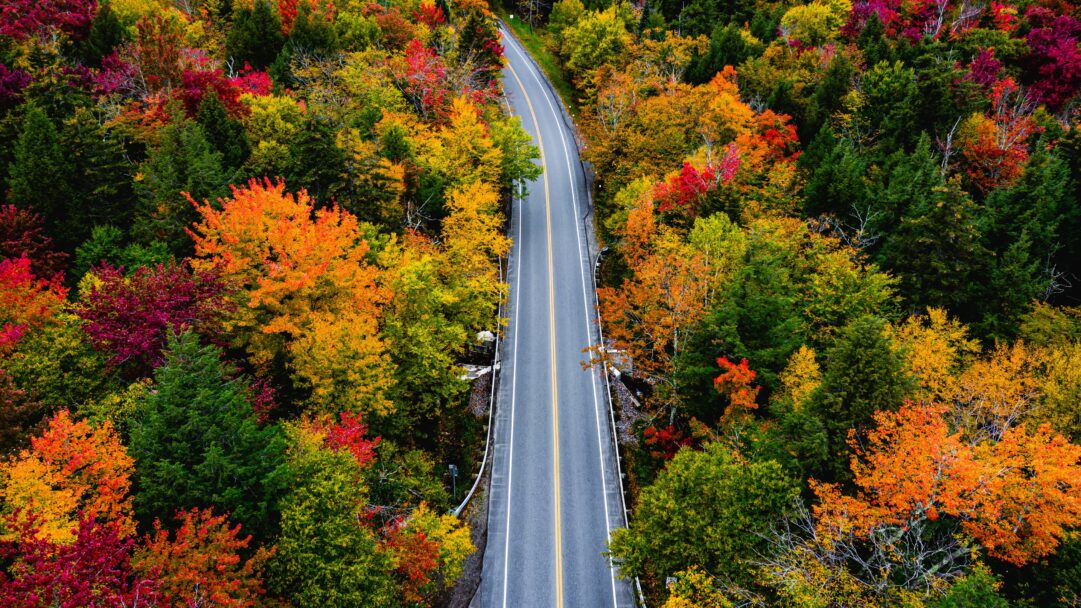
[504,55,564,608]
[502,28,622,607]
[500,109,525,608]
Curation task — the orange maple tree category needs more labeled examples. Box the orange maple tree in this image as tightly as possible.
[813,401,1081,565]
[189,178,393,414]
[134,507,273,608]
[1,410,134,542]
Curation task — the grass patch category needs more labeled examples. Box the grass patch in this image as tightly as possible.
[496,11,581,117]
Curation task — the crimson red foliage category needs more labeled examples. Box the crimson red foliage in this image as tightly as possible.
[76,262,232,374]
[0,515,160,608]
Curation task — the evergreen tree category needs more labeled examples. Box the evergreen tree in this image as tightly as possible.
[856,14,893,66]
[860,60,919,152]
[810,316,910,481]
[63,107,136,241]
[288,3,339,56]
[685,23,758,85]
[7,103,75,248]
[129,332,285,541]
[196,90,250,170]
[805,54,854,140]
[800,129,870,217]
[284,117,346,205]
[73,0,127,68]
[226,0,285,70]
[879,176,989,317]
[133,118,229,257]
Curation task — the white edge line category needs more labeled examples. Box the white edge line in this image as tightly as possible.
[501,27,622,608]
[501,119,526,607]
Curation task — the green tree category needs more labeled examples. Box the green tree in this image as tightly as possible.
[685,23,761,85]
[561,7,630,84]
[133,117,229,257]
[73,225,171,279]
[129,332,285,540]
[3,314,117,412]
[226,0,285,70]
[809,315,910,481]
[196,91,251,171]
[608,442,798,587]
[63,107,137,242]
[8,103,75,248]
[73,0,127,67]
[270,423,396,608]
[288,2,339,56]
[879,176,988,317]
[859,60,918,152]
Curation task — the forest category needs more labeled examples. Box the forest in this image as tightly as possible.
[0,0,542,605]
[502,0,1081,605]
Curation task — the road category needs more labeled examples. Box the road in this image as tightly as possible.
[475,24,638,608]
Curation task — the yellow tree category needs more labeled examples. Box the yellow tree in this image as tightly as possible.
[189,178,394,415]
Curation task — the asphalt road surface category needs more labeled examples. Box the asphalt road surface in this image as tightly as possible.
[476,24,638,608]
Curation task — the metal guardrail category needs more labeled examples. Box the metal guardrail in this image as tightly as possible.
[451,256,503,518]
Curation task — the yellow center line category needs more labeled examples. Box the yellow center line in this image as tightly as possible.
[506,60,564,608]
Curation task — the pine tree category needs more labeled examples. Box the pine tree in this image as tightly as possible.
[805,54,853,140]
[8,104,75,248]
[284,117,346,205]
[73,0,127,68]
[287,2,339,56]
[810,315,910,481]
[196,90,250,170]
[226,0,285,70]
[63,107,136,241]
[133,117,229,257]
[879,176,989,318]
[129,331,285,541]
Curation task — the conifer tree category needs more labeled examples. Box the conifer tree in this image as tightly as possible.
[129,332,285,541]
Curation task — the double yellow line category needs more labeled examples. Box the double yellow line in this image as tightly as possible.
[506,61,564,608]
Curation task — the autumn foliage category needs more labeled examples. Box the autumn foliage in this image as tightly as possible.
[135,508,272,608]
[1,410,134,543]
[813,401,1081,565]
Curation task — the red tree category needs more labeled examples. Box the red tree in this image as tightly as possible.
[0,206,67,282]
[0,516,160,608]
[76,261,232,374]
[0,256,67,352]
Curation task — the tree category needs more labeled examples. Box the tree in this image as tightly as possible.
[62,107,138,242]
[879,176,988,320]
[0,410,134,543]
[813,401,1081,565]
[608,442,798,587]
[196,90,251,170]
[270,421,397,607]
[72,225,171,280]
[561,7,631,85]
[809,315,910,481]
[0,205,67,279]
[133,117,230,257]
[227,0,285,70]
[0,0,96,40]
[76,261,232,375]
[134,508,273,608]
[0,256,67,353]
[190,179,394,415]
[7,104,75,249]
[73,0,127,67]
[129,331,285,540]
[0,517,159,608]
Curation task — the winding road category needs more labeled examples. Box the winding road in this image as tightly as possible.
[475,24,637,608]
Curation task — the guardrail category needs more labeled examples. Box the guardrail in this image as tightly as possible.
[451,252,504,517]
